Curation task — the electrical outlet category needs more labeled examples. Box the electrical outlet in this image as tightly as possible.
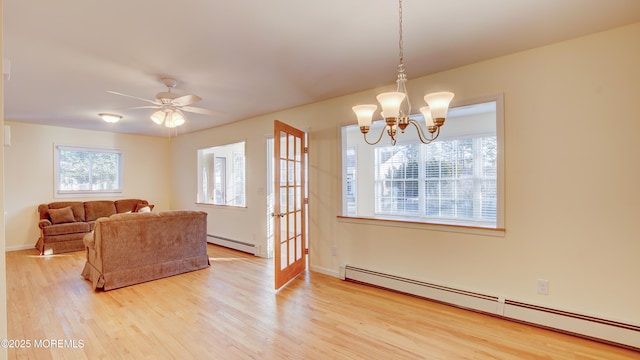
[536,279,549,295]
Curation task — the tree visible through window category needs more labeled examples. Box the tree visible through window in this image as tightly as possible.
[55,145,122,194]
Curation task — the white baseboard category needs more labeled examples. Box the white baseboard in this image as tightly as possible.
[344,265,640,350]
[207,235,257,255]
[5,244,36,252]
[310,265,340,278]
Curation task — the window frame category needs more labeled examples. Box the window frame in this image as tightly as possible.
[338,94,505,234]
[196,140,247,207]
[54,144,123,197]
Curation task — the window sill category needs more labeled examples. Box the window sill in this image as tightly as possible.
[337,215,505,237]
[195,202,248,210]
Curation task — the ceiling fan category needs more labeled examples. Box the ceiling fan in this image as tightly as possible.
[107,78,220,128]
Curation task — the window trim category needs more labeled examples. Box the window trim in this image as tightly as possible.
[196,140,247,208]
[54,144,123,197]
[338,93,505,233]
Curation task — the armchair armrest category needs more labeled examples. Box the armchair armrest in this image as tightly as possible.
[83,232,95,249]
[38,219,52,229]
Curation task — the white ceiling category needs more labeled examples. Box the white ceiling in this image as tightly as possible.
[4,0,640,137]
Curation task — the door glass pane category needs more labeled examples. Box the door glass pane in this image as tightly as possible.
[288,134,295,159]
[296,235,302,260]
[289,239,295,265]
[288,213,295,238]
[295,161,301,186]
[280,160,287,186]
[280,242,287,270]
[296,137,301,161]
[288,160,294,185]
[280,187,287,213]
[296,211,302,236]
[280,131,287,159]
[296,186,301,211]
[288,187,295,214]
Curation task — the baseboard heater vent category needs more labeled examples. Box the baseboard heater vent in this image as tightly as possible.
[207,235,256,255]
[344,265,640,351]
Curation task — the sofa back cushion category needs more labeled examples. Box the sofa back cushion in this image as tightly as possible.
[84,201,117,221]
[96,211,207,271]
[41,202,85,222]
[114,199,148,214]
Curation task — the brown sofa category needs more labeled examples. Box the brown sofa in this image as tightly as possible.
[81,210,210,291]
[36,199,151,255]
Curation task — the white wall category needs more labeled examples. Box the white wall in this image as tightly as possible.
[171,23,640,326]
[3,121,172,250]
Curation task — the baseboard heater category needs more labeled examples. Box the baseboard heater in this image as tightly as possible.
[343,265,640,351]
[207,235,256,256]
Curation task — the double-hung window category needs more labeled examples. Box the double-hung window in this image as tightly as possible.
[341,97,503,229]
[54,145,122,195]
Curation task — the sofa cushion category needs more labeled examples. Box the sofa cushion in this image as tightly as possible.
[47,202,85,222]
[48,207,76,224]
[115,199,148,213]
[84,201,117,221]
[42,222,91,236]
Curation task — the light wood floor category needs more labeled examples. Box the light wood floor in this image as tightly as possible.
[6,245,639,360]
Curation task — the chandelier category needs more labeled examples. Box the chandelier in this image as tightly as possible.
[352,0,454,146]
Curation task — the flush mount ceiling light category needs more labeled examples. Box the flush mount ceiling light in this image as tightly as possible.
[352,0,454,146]
[98,113,122,123]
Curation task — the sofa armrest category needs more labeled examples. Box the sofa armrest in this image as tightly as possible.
[38,219,52,229]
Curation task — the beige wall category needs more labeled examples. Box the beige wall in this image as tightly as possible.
[1,0,9,356]
[3,121,172,250]
[171,23,640,325]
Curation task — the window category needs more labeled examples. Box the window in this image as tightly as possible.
[341,97,503,229]
[197,141,246,207]
[55,145,122,195]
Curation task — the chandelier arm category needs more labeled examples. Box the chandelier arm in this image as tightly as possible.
[408,120,440,144]
[362,126,387,145]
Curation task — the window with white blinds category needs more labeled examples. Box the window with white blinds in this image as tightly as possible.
[55,145,122,195]
[342,97,503,229]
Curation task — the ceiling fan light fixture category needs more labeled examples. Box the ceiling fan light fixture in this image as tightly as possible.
[98,113,122,123]
[150,110,166,125]
[165,110,185,128]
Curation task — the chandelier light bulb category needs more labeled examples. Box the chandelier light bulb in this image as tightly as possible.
[352,105,378,128]
[376,92,406,119]
[419,106,434,127]
[424,92,455,120]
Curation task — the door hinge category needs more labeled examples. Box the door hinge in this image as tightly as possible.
[304,198,309,205]
[305,248,309,255]
[304,147,309,154]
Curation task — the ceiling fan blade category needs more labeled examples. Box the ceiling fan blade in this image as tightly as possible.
[124,105,161,110]
[172,94,202,106]
[107,91,159,105]
[181,106,223,116]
